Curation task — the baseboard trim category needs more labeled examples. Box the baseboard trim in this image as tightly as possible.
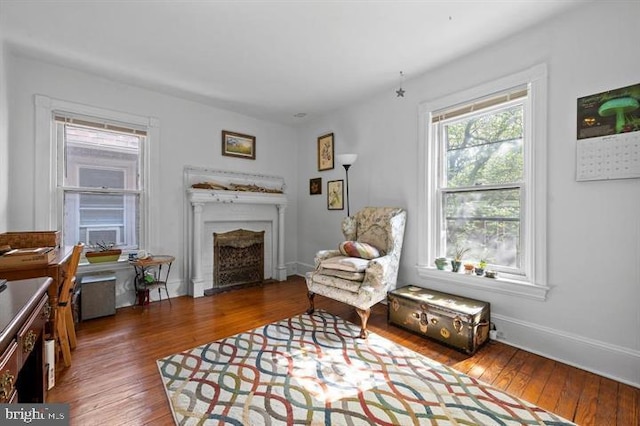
[492,313,640,388]
[295,261,639,387]
[297,261,314,276]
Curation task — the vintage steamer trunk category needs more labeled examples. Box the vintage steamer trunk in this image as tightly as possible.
[388,285,490,354]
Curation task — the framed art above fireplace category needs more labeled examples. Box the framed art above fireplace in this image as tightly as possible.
[222,130,256,160]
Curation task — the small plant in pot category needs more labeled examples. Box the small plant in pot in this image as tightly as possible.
[463,263,475,274]
[85,241,122,263]
[475,259,487,276]
[434,257,448,270]
[451,246,469,273]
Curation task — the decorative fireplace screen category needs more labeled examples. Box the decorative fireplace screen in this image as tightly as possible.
[213,229,265,291]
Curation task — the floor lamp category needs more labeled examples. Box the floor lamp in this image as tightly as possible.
[336,154,358,217]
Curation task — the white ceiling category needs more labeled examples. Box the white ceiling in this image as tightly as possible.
[0,0,584,125]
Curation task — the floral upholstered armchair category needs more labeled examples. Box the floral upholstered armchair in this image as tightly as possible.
[305,207,407,338]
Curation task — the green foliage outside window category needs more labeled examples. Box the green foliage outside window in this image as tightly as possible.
[442,103,524,268]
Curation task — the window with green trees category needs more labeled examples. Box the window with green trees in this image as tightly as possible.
[418,65,548,297]
[434,88,527,273]
[433,91,526,269]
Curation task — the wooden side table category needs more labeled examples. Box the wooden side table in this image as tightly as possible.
[130,255,174,306]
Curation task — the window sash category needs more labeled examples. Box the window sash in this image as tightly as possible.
[438,185,524,274]
[433,90,527,277]
[437,98,525,189]
[56,113,145,251]
[62,190,140,250]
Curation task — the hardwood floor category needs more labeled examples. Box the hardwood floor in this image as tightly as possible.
[48,276,639,425]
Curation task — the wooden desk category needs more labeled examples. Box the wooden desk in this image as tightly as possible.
[0,247,73,352]
[0,277,52,403]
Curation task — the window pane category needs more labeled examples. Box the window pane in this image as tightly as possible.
[444,104,523,187]
[63,192,139,250]
[64,125,140,190]
[79,193,124,210]
[79,168,125,189]
[79,194,124,226]
[444,188,520,268]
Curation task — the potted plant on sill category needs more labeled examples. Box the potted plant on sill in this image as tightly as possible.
[463,263,475,275]
[475,259,487,276]
[434,257,448,270]
[85,241,122,263]
[451,245,469,273]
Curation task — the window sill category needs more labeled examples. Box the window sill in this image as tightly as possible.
[79,258,131,273]
[415,265,549,300]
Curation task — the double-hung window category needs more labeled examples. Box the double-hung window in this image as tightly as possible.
[55,114,145,254]
[417,65,549,299]
[436,89,526,273]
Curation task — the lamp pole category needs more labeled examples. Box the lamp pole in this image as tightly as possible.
[336,153,357,217]
[343,163,352,217]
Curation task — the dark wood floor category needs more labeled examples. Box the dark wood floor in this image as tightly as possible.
[47,276,639,425]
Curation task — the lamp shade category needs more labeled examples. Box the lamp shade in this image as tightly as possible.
[336,153,358,166]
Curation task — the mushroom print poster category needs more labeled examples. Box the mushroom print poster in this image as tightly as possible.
[575,82,640,181]
[577,83,640,139]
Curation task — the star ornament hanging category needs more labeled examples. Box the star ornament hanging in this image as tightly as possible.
[396,71,406,97]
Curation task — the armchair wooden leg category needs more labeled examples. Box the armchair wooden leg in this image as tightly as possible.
[306,292,315,315]
[355,308,370,339]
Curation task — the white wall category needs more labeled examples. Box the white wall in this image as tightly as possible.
[0,39,8,232]
[296,1,640,387]
[5,53,299,306]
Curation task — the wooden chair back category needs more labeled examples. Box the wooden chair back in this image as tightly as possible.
[58,243,83,305]
[56,242,84,367]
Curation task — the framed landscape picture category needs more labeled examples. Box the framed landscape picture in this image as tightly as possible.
[317,132,334,171]
[222,130,256,159]
[327,180,344,210]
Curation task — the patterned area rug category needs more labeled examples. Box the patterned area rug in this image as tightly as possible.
[157,311,574,425]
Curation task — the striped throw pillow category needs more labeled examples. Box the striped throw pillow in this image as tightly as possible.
[338,241,381,260]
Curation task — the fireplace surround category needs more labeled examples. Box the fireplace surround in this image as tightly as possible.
[185,167,287,297]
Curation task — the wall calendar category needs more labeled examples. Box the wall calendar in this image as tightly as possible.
[576,83,640,181]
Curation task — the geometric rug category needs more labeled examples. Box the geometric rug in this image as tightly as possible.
[157,310,574,425]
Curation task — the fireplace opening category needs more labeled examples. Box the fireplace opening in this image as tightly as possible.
[208,229,265,295]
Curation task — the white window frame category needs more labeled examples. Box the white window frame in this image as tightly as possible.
[416,64,550,300]
[61,138,138,250]
[34,95,160,257]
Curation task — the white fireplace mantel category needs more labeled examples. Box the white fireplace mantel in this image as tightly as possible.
[185,167,287,297]
[188,189,287,206]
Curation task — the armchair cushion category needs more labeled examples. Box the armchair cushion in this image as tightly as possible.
[318,268,366,281]
[311,274,363,293]
[319,255,369,273]
[338,241,381,259]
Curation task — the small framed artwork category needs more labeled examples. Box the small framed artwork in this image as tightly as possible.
[309,177,322,195]
[327,179,344,210]
[222,130,256,160]
[317,132,334,171]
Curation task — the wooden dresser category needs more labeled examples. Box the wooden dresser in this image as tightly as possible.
[0,277,52,403]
